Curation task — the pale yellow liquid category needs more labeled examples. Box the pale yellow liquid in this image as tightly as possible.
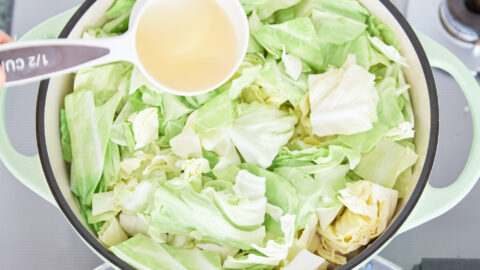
[135,0,239,93]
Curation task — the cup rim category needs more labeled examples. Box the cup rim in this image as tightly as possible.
[130,0,250,96]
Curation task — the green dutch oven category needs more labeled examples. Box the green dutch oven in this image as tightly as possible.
[1,1,479,269]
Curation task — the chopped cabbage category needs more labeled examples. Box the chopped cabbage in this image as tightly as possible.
[309,55,379,137]
[61,0,418,269]
[317,181,398,254]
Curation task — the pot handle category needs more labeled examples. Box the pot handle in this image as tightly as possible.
[0,90,55,204]
[0,7,78,206]
[398,32,480,233]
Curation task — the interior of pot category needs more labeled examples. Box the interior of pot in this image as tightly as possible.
[358,0,432,227]
[39,0,433,266]
[42,0,115,236]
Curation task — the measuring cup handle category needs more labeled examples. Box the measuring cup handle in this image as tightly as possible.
[0,36,127,87]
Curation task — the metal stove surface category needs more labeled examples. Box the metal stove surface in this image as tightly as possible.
[407,0,480,76]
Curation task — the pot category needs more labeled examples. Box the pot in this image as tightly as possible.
[0,1,479,269]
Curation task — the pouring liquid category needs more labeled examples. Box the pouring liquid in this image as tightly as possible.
[135,0,239,93]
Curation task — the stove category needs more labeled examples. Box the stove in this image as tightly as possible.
[440,0,480,45]
[407,0,480,77]
[0,0,13,33]
[92,256,403,270]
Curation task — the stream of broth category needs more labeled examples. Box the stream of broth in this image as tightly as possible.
[135,0,239,93]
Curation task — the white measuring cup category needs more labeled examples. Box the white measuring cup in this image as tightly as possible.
[0,0,249,96]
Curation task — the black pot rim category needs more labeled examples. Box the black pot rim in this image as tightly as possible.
[36,1,439,269]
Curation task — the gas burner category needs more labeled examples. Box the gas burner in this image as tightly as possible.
[407,0,480,77]
[440,0,480,50]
